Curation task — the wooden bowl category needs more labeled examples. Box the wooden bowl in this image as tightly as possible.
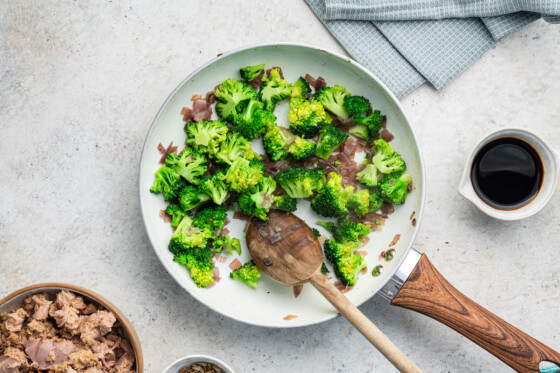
[0,283,144,372]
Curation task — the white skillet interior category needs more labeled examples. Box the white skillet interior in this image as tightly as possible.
[139,43,424,328]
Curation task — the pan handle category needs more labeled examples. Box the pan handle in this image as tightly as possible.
[390,253,560,373]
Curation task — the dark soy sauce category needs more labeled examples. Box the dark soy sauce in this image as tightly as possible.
[471,137,542,210]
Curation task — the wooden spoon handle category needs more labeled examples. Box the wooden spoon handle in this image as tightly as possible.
[309,271,422,373]
[391,254,560,373]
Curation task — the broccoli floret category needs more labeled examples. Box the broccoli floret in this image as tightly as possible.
[225,158,264,193]
[275,167,324,198]
[315,124,348,160]
[168,216,214,255]
[215,132,258,165]
[320,262,330,274]
[291,77,311,99]
[174,248,215,288]
[311,172,354,218]
[233,98,264,125]
[288,98,331,138]
[259,68,291,111]
[316,221,336,232]
[379,172,412,205]
[230,260,262,288]
[165,204,187,227]
[349,124,369,142]
[368,188,385,212]
[150,166,183,201]
[214,79,258,122]
[313,85,351,121]
[185,120,229,155]
[192,205,227,232]
[165,148,207,185]
[238,176,276,221]
[333,215,370,243]
[262,124,289,161]
[198,172,228,205]
[343,96,371,117]
[334,254,366,286]
[371,139,406,174]
[347,189,370,218]
[231,106,271,140]
[354,110,383,142]
[356,163,380,187]
[288,137,316,162]
[240,64,265,82]
[312,228,321,237]
[272,195,297,212]
[178,185,211,211]
[323,239,359,263]
[212,235,242,255]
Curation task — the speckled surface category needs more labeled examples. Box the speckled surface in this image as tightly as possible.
[1,1,559,372]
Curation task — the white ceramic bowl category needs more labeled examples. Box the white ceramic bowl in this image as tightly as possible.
[162,355,234,373]
[139,43,425,328]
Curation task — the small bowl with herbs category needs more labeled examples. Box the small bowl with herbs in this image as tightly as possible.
[162,355,234,373]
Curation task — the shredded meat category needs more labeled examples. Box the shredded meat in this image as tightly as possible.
[229,259,242,271]
[181,106,193,122]
[159,210,172,223]
[205,91,217,104]
[381,203,395,215]
[192,99,213,122]
[159,141,178,164]
[0,291,135,373]
[380,128,395,142]
[233,210,251,221]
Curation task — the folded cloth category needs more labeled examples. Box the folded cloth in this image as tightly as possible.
[305,0,559,98]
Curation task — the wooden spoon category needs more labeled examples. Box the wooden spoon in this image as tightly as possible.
[246,210,422,373]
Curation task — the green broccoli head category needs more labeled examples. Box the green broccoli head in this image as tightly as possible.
[346,189,370,218]
[313,85,351,121]
[214,78,258,122]
[310,172,354,218]
[288,98,331,138]
[185,120,229,156]
[356,163,380,187]
[169,216,214,255]
[368,188,386,212]
[259,68,292,111]
[262,124,289,161]
[343,96,371,118]
[320,262,330,274]
[192,205,227,232]
[291,77,311,99]
[379,172,412,205]
[165,148,208,185]
[198,172,229,205]
[225,157,264,193]
[215,132,259,165]
[165,204,187,227]
[315,124,348,160]
[371,139,406,174]
[150,165,183,201]
[333,215,370,243]
[239,64,265,82]
[288,137,316,162]
[323,239,359,263]
[233,97,264,125]
[334,254,366,286]
[238,176,277,221]
[275,167,325,198]
[174,248,215,288]
[231,106,272,140]
[230,260,262,288]
[354,110,383,142]
[212,235,241,255]
[312,228,321,237]
[272,195,297,212]
[348,124,369,142]
[178,185,211,211]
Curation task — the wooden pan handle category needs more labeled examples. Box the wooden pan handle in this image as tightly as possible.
[310,271,422,373]
[391,254,560,372]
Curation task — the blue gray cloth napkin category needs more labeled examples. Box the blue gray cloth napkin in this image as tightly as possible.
[305,0,560,98]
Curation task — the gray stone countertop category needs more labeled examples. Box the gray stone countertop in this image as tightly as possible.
[1,1,559,372]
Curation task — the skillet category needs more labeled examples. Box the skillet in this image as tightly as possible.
[139,43,560,372]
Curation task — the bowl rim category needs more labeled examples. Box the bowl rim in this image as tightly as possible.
[162,354,235,373]
[138,42,425,328]
[0,283,144,373]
